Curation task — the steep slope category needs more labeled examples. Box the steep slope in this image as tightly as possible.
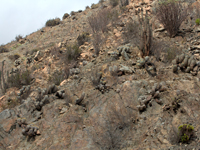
[0,0,200,150]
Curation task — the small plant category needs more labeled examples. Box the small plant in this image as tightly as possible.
[178,124,194,143]
[62,13,69,20]
[0,45,9,53]
[77,32,90,46]
[15,35,23,42]
[45,18,61,27]
[195,18,200,25]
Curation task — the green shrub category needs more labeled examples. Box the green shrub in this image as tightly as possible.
[178,124,194,143]
[7,69,32,88]
[195,18,200,25]
[65,43,81,62]
[45,18,61,27]
[62,13,70,20]
[77,32,90,46]
[0,45,9,53]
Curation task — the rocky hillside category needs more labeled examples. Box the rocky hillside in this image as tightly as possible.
[0,0,200,149]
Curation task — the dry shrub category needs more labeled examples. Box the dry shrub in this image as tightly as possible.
[45,18,61,27]
[62,13,69,20]
[88,8,111,33]
[48,69,66,85]
[77,32,90,46]
[155,0,189,37]
[15,35,23,42]
[109,0,119,7]
[91,67,102,86]
[0,45,9,53]
[92,32,104,56]
[123,21,140,45]
[91,3,99,9]
[150,39,182,63]
[65,43,81,62]
[7,69,32,88]
[8,54,20,61]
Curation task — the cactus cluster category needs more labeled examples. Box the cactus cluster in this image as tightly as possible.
[17,118,40,137]
[137,56,156,76]
[69,68,80,79]
[117,45,131,61]
[17,118,27,127]
[137,8,152,57]
[18,85,31,97]
[172,54,199,75]
[137,82,167,112]
[55,90,65,99]
[22,124,40,137]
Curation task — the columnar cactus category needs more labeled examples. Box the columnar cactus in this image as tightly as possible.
[138,8,152,57]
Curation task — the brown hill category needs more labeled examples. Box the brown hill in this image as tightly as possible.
[0,0,200,149]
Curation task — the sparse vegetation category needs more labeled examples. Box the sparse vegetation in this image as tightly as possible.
[0,45,9,53]
[88,8,111,33]
[45,18,61,27]
[195,18,200,25]
[178,124,194,143]
[8,53,20,61]
[77,32,90,46]
[48,69,65,85]
[65,43,81,62]
[15,35,23,42]
[155,0,189,37]
[62,13,70,20]
[7,69,32,88]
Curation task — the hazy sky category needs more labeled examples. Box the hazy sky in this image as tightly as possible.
[0,0,99,45]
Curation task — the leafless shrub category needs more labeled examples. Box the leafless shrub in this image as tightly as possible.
[123,21,140,45]
[92,32,104,56]
[88,8,111,33]
[155,0,189,37]
[15,35,23,42]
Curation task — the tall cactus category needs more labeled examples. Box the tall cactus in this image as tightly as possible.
[138,8,152,57]
[0,60,7,94]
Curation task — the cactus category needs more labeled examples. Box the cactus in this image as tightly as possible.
[138,8,152,57]
[0,60,8,94]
